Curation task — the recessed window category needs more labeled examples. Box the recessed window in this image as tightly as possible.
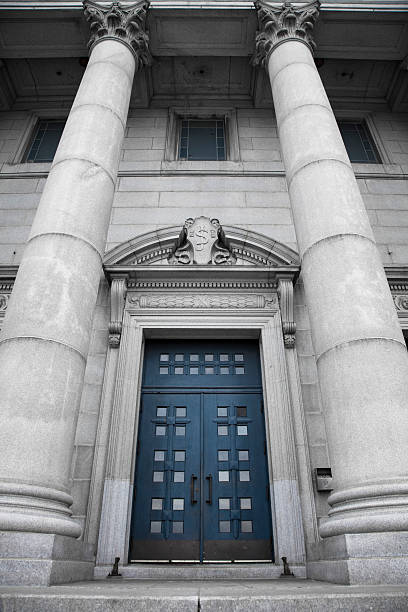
[179,119,226,161]
[338,121,380,163]
[24,119,65,163]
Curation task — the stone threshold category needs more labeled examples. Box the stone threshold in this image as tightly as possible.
[1,579,408,612]
[94,562,306,581]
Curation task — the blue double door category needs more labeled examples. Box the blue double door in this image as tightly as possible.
[130,341,273,562]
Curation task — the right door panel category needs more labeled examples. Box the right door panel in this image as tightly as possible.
[203,393,273,561]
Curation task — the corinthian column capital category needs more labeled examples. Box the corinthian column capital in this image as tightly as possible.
[83,0,152,69]
[253,0,320,66]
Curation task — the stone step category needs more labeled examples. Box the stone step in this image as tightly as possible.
[1,580,408,611]
[94,562,306,581]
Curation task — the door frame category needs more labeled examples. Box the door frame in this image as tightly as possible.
[94,310,306,571]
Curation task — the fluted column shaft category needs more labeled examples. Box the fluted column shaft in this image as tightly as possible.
[256,0,408,538]
[0,2,148,538]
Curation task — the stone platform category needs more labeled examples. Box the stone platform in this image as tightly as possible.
[1,579,408,611]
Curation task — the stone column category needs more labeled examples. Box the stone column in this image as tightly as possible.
[255,0,408,582]
[0,0,150,582]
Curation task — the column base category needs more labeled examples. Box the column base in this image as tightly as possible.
[307,532,408,584]
[0,531,94,586]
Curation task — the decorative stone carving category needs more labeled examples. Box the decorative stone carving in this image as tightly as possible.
[128,293,277,310]
[128,281,277,290]
[168,217,236,266]
[393,294,408,311]
[109,278,127,347]
[0,294,9,312]
[278,278,296,348]
[253,0,320,67]
[83,0,151,68]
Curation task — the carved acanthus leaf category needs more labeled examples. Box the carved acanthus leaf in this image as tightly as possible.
[253,0,320,67]
[83,0,151,69]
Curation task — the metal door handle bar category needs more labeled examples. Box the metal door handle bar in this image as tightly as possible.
[191,474,197,505]
[206,474,213,505]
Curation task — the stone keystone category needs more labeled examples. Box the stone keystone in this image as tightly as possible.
[83,0,152,68]
[253,0,320,66]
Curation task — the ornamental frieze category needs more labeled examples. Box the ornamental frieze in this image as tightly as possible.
[127,294,277,310]
[393,295,408,311]
[0,294,9,312]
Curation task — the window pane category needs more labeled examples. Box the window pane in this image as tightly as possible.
[154,450,165,462]
[174,451,185,462]
[175,354,184,361]
[219,498,231,510]
[237,406,247,417]
[153,471,164,482]
[218,407,228,417]
[174,472,185,483]
[218,425,228,436]
[175,426,185,436]
[338,121,380,163]
[220,354,229,361]
[175,367,184,375]
[218,450,229,461]
[219,520,231,533]
[190,354,199,361]
[238,450,249,461]
[235,354,244,361]
[159,367,169,375]
[235,367,245,375]
[237,425,247,436]
[150,521,162,533]
[26,120,65,163]
[220,367,229,375]
[205,367,214,375]
[190,367,199,375]
[241,520,253,533]
[218,470,230,482]
[176,407,186,417]
[173,498,184,511]
[239,470,250,482]
[240,497,252,510]
[172,521,184,534]
[151,498,163,510]
[156,407,167,417]
[156,426,166,436]
[205,354,214,361]
[160,354,169,361]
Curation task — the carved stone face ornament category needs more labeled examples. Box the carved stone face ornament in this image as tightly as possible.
[169,216,236,266]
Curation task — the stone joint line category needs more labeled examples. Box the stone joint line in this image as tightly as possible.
[87,59,134,87]
[278,102,333,135]
[316,336,406,362]
[0,335,87,360]
[26,231,104,261]
[287,157,352,188]
[269,59,318,89]
[51,156,117,187]
[70,101,127,131]
[300,231,376,262]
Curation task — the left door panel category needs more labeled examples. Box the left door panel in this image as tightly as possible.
[129,393,201,561]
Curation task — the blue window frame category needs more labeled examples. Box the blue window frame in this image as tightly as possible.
[338,121,380,164]
[25,120,65,163]
[179,119,226,161]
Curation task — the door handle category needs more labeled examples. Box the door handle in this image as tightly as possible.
[190,474,197,505]
[206,474,213,505]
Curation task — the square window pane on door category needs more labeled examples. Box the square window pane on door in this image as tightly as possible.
[238,450,249,461]
[235,354,244,361]
[219,520,231,533]
[175,426,185,436]
[150,521,162,533]
[219,498,231,510]
[155,426,167,436]
[217,407,228,417]
[174,451,185,462]
[190,354,199,361]
[240,498,252,510]
[205,367,214,375]
[156,407,167,417]
[153,471,164,482]
[220,367,230,375]
[159,367,169,375]
[236,406,247,417]
[172,521,184,534]
[176,407,186,417]
[235,367,245,375]
[218,450,229,461]
[241,520,253,533]
[205,354,214,361]
[220,354,229,361]
[172,498,184,510]
[190,367,199,375]
[218,470,230,482]
[174,472,185,482]
[218,426,228,436]
[237,425,247,436]
[239,470,250,482]
[160,354,169,361]
[175,367,184,375]
[151,498,163,510]
[154,450,165,462]
[175,354,184,361]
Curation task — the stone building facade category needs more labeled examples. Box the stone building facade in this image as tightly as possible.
[0,0,408,587]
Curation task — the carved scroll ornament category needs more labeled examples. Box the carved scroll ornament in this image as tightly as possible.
[0,294,9,312]
[109,278,127,347]
[169,217,236,266]
[278,278,296,348]
[83,0,151,69]
[253,0,320,67]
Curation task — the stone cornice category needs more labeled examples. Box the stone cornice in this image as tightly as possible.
[83,0,152,68]
[253,0,320,67]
